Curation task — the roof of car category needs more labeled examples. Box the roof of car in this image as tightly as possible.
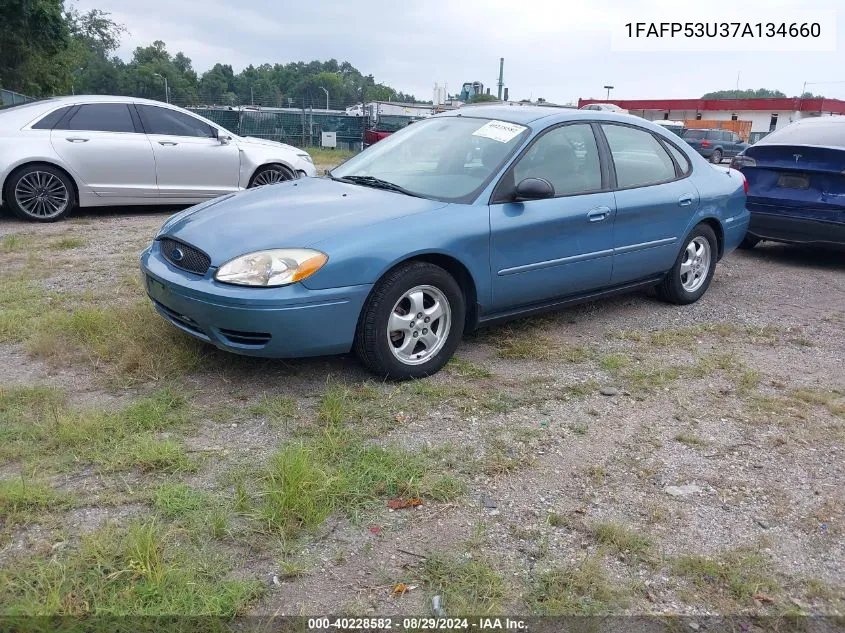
[436,104,647,126]
[42,95,174,106]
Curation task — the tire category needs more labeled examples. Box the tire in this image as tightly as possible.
[656,224,718,305]
[248,164,295,188]
[354,261,465,379]
[710,149,723,164]
[3,164,75,222]
[738,235,760,250]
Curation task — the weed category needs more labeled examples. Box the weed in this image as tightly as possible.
[0,477,75,527]
[590,522,652,558]
[50,237,86,250]
[249,394,297,427]
[599,353,631,372]
[528,556,627,614]
[446,357,493,379]
[420,553,506,615]
[672,548,780,605]
[675,433,707,447]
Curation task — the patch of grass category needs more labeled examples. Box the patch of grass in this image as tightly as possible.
[256,426,464,537]
[307,147,356,169]
[791,388,845,419]
[1,234,32,253]
[623,366,684,392]
[0,477,75,527]
[585,465,607,485]
[495,331,589,363]
[446,357,493,379]
[649,324,737,348]
[49,236,86,250]
[249,394,297,427]
[560,380,600,399]
[738,369,762,394]
[599,353,631,372]
[590,522,653,558]
[528,556,627,614]
[28,302,206,384]
[672,548,780,605]
[152,483,229,539]
[546,512,574,528]
[419,554,506,615]
[0,386,195,474]
[675,433,707,447]
[0,519,263,615]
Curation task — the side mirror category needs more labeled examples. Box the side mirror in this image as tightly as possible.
[514,177,554,201]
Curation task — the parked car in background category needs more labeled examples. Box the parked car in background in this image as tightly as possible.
[730,115,845,249]
[682,128,749,164]
[142,106,748,379]
[655,120,685,136]
[580,103,629,114]
[0,96,316,222]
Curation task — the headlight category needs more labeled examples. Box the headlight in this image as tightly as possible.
[296,153,314,164]
[215,249,327,287]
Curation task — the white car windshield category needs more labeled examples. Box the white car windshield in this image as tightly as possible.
[331,116,529,202]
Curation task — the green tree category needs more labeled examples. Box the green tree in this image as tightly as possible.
[701,88,787,99]
[469,93,499,103]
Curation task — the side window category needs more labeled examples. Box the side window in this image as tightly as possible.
[31,106,74,130]
[602,124,677,188]
[61,104,135,133]
[511,123,602,196]
[664,141,691,174]
[137,105,215,138]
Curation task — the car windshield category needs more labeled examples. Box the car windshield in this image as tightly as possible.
[682,129,708,139]
[331,116,529,202]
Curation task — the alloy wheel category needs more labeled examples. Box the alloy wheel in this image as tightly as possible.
[14,171,69,219]
[251,168,292,186]
[679,236,711,293]
[386,285,451,365]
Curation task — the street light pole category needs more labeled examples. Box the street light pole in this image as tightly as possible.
[154,73,169,104]
[320,87,329,112]
[603,85,614,100]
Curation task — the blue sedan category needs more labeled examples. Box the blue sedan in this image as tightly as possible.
[141,106,749,379]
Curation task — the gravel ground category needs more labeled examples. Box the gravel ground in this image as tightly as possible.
[1,205,843,617]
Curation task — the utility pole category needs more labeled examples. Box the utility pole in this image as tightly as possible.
[604,85,614,100]
[320,87,329,111]
[154,73,169,103]
[497,58,504,100]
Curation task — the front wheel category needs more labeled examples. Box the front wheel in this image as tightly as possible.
[248,164,295,188]
[710,149,723,164]
[354,261,465,379]
[657,224,718,305]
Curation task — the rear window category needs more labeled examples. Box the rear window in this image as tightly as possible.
[757,117,845,148]
[683,130,707,140]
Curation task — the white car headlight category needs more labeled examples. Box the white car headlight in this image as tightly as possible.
[296,152,314,164]
[215,249,327,287]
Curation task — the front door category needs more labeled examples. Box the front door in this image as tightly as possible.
[489,122,615,310]
[50,103,158,199]
[136,104,240,199]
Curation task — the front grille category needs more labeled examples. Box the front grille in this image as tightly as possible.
[219,328,272,347]
[159,238,211,275]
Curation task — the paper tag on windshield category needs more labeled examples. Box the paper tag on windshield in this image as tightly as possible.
[472,120,526,143]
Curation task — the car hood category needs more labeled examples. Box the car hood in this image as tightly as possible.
[160,177,448,266]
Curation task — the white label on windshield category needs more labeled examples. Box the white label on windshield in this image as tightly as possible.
[472,120,526,143]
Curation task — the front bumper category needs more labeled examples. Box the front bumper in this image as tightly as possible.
[747,208,845,248]
[140,243,372,358]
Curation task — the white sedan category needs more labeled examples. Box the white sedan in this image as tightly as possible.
[0,96,316,221]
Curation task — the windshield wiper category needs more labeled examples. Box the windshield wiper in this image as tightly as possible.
[331,174,423,198]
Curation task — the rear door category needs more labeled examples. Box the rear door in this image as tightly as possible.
[50,103,158,199]
[599,123,699,285]
[136,104,240,199]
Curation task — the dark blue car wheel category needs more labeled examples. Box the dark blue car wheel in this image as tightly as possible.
[354,261,465,380]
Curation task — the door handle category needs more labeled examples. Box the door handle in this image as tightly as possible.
[158,141,179,146]
[678,194,694,207]
[587,206,612,222]
[65,137,89,143]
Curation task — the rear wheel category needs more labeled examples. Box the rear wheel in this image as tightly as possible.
[248,164,295,188]
[710,149,723,164]
[3,164,75,222]
[657,224,718,305]
[354,261,465,379]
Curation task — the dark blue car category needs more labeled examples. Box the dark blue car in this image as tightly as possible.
[730,116,845,249]
[682,129,750,164]
[142,106,749,379]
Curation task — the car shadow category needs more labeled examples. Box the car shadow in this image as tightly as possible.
[738,242,845,272]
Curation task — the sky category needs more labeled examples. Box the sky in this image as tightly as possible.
[74,0,844,104]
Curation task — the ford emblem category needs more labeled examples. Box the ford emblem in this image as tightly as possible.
[172,247,184,262]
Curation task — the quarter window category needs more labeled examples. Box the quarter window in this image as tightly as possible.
[664,141,691,174]
[63,104,135,133]
[32,106,74,130]
[137,105,216,138]
[601,124,677,188]
[511,123,602,196]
